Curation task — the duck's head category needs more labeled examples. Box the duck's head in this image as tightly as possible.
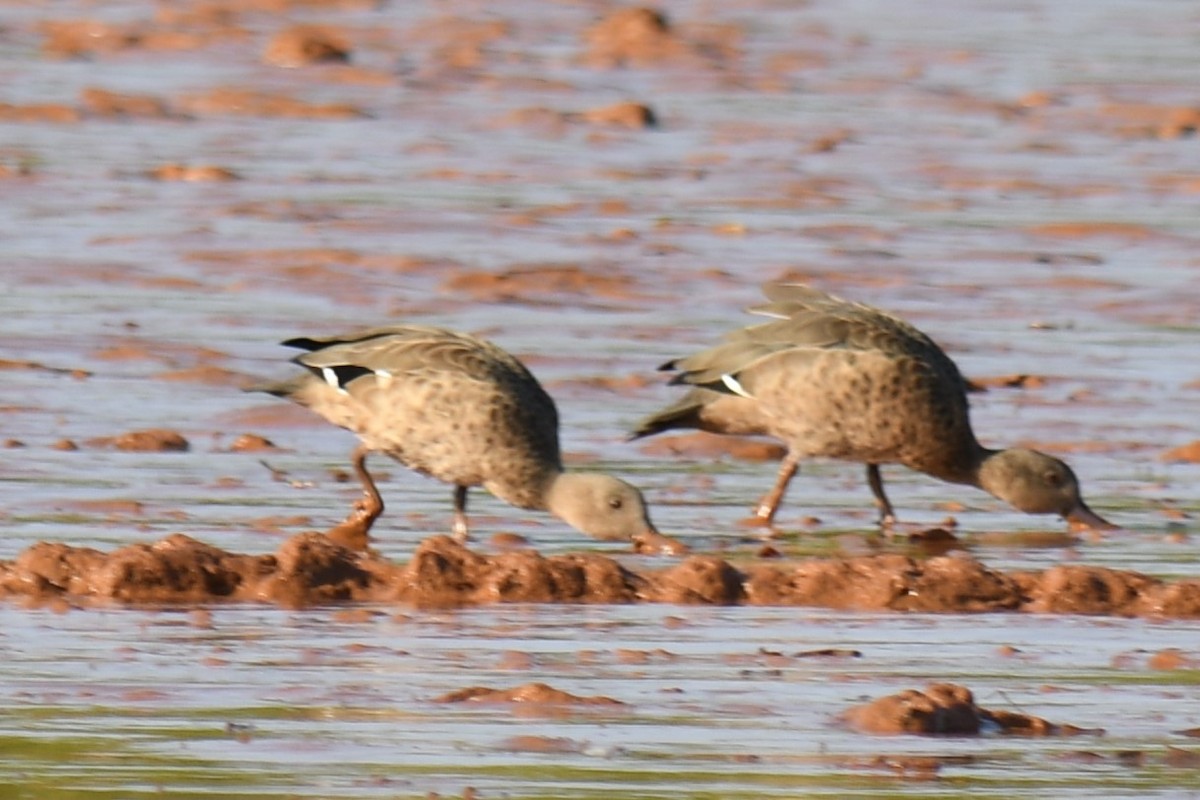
[981,448,1114,531]
[547,473,660,541]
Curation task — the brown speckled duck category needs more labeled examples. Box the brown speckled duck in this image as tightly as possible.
[631,283,1113,531]
[256,325,660,547]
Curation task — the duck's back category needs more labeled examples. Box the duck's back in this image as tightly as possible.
[672,285,980,476]
[274,326,562,506]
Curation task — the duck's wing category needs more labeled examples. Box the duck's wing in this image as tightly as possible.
[285,325,539,392]
[664,283,967,399]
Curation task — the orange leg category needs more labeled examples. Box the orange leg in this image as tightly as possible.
[326,445,383,551]
[746,452,800,527]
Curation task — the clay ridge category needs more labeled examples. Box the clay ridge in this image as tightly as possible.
[3,532,1199,617]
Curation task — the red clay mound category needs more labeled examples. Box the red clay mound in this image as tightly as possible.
[3,533,1200,618]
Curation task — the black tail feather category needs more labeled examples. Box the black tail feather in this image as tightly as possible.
[628,399,704,441]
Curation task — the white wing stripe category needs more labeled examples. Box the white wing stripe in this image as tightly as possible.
[720,373,754,398]
[321,367,350,395]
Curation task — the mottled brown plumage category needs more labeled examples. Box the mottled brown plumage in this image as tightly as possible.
[256,325,658,543]
[632,284,1112,531]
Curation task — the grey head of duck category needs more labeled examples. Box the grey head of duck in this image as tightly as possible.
[543,472,659,542]
[978,448,1113,530]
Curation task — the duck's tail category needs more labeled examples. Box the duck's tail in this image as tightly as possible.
[628,394,709,441]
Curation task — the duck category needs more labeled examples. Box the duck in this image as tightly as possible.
[630,283,1113,532]
[253,325,660,548]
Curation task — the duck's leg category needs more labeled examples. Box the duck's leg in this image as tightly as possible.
[451,485,470,541]
[866,463,897,528]
[326,444,383,551]
[746,452,800,526]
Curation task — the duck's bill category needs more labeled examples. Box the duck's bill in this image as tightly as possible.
[630,528,689,556]
[1065,502,1117,532]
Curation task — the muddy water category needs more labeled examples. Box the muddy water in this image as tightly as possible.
[3,0,1200,796]
[4,602,1200,797]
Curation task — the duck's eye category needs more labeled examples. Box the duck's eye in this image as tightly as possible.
[1044,471,1064,488]
[608,497,624,510]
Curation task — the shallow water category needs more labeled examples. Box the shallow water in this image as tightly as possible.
[4,602,1200,798]
[3,0,1200,795]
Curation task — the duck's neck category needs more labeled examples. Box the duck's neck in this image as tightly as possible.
[486,466,564,512]
[913,439,997,490]
[969,446,1017,499]
[539,470,586,519]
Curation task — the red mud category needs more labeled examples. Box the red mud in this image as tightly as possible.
[841,683,1101,736]
[441,263,648,305]
[86,428,191,452]
[262,25,352,68]
[635,431,788,462]
[581,7,739,70]
[1161,440,1200,463]
[434,682,624,706]
[3,533,1200,617]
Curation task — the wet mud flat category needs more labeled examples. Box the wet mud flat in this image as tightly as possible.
[4,0,1200,796]
[4,531,1200,798]
[4,556,1200,800]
